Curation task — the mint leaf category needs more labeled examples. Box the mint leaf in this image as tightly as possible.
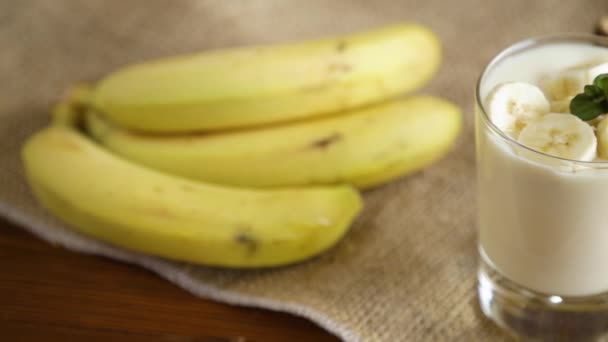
[594,73,608,90]
[570,93,607,121]
[584,84,604,97]
[570,73,608,121]
[596,74,608,98]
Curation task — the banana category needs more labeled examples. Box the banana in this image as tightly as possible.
[85,96,461,189]
[90,24,441,132]
[485,82,549,137]
[550,96,574,113]
[541,68,588,101]
[517,113,597,161]
[596,115,608,159]
[541,62,608,100]
[22,126,362,267]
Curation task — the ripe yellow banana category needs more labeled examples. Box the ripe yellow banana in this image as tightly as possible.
[22,126,362,267]
[86,96,461,189]
[90,24,441,132]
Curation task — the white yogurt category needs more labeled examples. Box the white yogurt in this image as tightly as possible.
[478,42,608,296]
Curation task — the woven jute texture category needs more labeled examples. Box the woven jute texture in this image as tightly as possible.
[1,1,606,341]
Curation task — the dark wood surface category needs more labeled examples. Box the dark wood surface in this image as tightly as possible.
[0,217,340,342]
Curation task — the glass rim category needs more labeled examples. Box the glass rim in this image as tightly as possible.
[476,33,608,166]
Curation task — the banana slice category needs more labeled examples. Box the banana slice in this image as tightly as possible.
[596,115,608,159]
[485,82,549,136]
[540,68,587,101]
[541,62,608,100]
[517,113,597,161]
[550,96,574,113]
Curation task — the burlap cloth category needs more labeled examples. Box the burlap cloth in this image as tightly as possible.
[1,1,605,341]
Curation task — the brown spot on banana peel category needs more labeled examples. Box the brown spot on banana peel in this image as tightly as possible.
[235,232,258,255]
[335,40,348,53]
[310,132,342,149]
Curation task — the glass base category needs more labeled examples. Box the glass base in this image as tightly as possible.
[478,254,608,341]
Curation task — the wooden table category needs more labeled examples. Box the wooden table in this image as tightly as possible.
[0,217,339,342]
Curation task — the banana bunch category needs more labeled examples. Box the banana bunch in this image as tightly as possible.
[22,24,462,267]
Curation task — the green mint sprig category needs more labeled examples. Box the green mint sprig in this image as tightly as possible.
[570,74,608,121]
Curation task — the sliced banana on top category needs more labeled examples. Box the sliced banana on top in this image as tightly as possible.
[550,96,574,113]
[540,62,608,101]
[540,68,588,101]
[485,82,550,137]
[517,113,597,161]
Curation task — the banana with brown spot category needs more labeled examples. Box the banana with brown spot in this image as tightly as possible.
[85,96,462,189]
[22,126,362,267]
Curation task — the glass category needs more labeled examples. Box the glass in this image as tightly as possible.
[475,34,608,341]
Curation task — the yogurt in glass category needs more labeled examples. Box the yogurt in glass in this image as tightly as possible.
[476,35,608,340]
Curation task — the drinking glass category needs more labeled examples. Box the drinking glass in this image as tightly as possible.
[476,34,608,341]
